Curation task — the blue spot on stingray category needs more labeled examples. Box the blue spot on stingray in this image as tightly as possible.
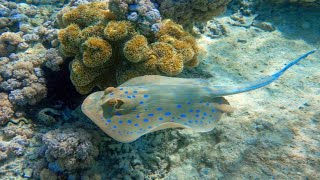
[188,120,193,123]
[196,114,200,118]
[203,112,207,116]
[165,112,171,116]
[127,120,132,124]
[113,125,117,129]
[109,92,114,96]
[115,112,122,116]
[158,117,163,121]
[156,107,163,111]
[143,94,149,98]
[127,96,131,99]
[132,107,136,111]
[195,120,199,124]
[189,109,194,112]
[133,90,138,93]
[124,91,128,94]
[187,102,191,105]
[119,88,123,90]
[136,114,140,118]
[196,110,201,113]
[134,123,139,127]
[148,113,154,117]
[211,109,216,112]
[206,103,210,106]
[118,120,123,124]
[176,104,182,108]
[132,95,136,98]
[107,119,112,123]
[139,101,144,104]
[143,118,149,122]
[180,114,187,118]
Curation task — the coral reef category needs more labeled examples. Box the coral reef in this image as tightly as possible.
[58,2,199,94]
[0,0,65,121]
[0,56,47,106]
[269,0,320,6]
[14,0,67,6]
[109,0,162,35]
[0,120,34,178]
[0,32,25,57]
[0,93,14,125]
[40,128,99,174]
[155,0,231,29]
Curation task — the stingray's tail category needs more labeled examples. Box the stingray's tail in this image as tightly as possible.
[209,50,316,97]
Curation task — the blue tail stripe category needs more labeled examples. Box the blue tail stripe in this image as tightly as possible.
[210,50,316,97]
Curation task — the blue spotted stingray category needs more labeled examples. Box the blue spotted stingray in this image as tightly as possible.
[82,50,315,143]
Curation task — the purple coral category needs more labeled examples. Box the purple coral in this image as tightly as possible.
[110,0,162,35]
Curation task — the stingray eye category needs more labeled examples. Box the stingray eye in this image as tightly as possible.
[105,98,124,109]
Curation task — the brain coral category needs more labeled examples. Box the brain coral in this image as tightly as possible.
[155,0,231,29]
[58,2,199,94]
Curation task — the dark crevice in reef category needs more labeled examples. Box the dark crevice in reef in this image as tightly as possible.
[42,58,84,109]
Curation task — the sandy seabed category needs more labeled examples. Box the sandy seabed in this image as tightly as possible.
[165,7,320,179]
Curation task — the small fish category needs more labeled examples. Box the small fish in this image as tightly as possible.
[82,50,316,143]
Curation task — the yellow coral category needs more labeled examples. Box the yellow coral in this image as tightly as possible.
[104,21,135,41]
[58,24,83,56]
[159,35,195,62]
[157,54,184,76]
[123,35,151,63]
[69,57,101,87]
[116,69,145,85]
[82,23,106,39]
[156,20,188,39]
[82,37,112,68]
[184,57,199,68]
[62,2,110,28]
[57,2,200,94]
[151,42,175,58]
[75,82,96,95]
[136,54,159,73]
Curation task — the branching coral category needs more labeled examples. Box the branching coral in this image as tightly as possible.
[58,2,199,94]
[0,93,14,125]
[0,32,25,57]
[0,56,47,107]
[41,128,99,172]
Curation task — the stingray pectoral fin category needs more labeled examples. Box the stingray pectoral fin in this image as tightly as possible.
[81,91,105,122]
[211,97,235,113]
[149,122,191,133]
[212,103,235,113]
[209,50,316,97]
